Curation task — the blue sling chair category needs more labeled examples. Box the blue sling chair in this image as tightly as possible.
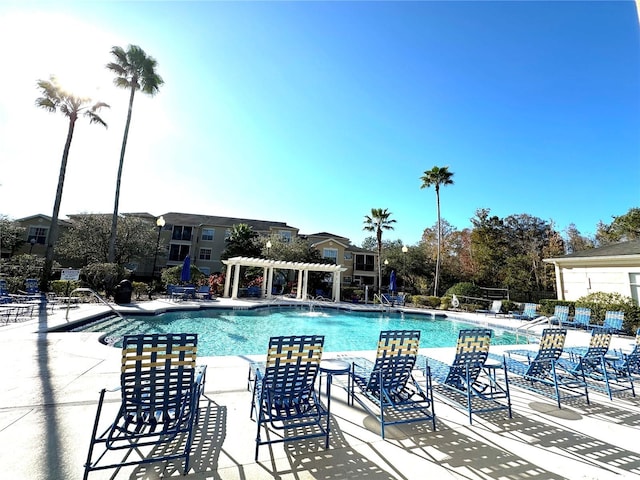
[251,335,329,461]
[84,333,206,479]
[344,330,436,438]
[492,328,590,409]
[563,307,591,329]
[557,328,635,401]
[422,328,512,424]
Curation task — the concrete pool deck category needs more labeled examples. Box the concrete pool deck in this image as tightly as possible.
[2,297,640,479]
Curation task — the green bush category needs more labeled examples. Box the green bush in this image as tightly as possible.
[575,292,639,334]
[412,295,441,308]
[160,265,206,288]
[50,280,80,296]
[80,263,128,298]
[132,281,149,300]
[445,282,482,301]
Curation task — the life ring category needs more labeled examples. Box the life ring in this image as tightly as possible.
[451,295,460,308]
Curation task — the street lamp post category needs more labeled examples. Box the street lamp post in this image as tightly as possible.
[149,216,165,299]
[266,240,272,258]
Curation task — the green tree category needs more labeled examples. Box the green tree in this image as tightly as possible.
[420,165,454,295]
[35,76,108,290]
[596,207,640,245]
[107,45,164,263]
[221,224,261,260]
[57,214,157,265]
[565,223,595,253]
[0,216,26,256]
[469,208,508,287]
[262,236,325,263]
[363,208,396,293]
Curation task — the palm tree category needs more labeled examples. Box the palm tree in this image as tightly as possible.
[106,45,164,263]
[35,76,108,290]
[363,208,396,293]
[420,166,454,296]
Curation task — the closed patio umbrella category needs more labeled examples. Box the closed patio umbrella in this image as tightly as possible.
[181,255,191,283]
[389,270,397,295]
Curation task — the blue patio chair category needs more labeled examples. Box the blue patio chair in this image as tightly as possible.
[588,310,624,334]
[564,307,591,329]
[25,278,40,295]
[84,333,206,479]
[422,328,511,424]
[511,303,539,320]
[0,279,10,304]
[343,330,436,438]
[492,328,590,408]
[251,335,328,461]
[549,305,569,326]
[557,328,635,400]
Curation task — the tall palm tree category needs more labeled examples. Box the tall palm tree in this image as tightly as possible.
[363,208,396,293]
[106,45,164,263]
[35,76,108,290]
[420,166,454,296]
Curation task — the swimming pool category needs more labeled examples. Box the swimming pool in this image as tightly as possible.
[69,306,528,356]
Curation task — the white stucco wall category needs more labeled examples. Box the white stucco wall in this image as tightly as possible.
[558,266,640,301]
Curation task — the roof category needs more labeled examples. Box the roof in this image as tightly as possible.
[160,212,298,232]
[223,256,347,272]
[544,239,640,266]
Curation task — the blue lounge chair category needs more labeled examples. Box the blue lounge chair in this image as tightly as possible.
[343,330,436,438]
[564,307,591,329]
[557,328,635,400]
[251,335,328,461]
[493,328,590,408]
[84,333,206,479]
[588,310,624,334]
[549,305,569,326]
[511,303,539,320]
[194,284,212,300]
[0,279,10,304]
[422,328,511,424]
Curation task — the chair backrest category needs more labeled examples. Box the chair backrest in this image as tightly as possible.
[553,305,569,323]
[584,328,612,358]
[523,303,537,317]
[25,278,39,294]
[121,333,197,420]
[526,328,567,377]
[0,279,7,296]
[263,335,324,401]
[368,330,420,394]
[574,307,591,327]
[603,311,624,331]
[490,301,502,314]
[444,329,492,388]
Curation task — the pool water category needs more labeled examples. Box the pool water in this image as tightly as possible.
[71,306,528,357]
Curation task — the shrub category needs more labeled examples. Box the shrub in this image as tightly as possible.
[445,282,482,300]
[161,265,206,288]
[575,292,639,334]
[81,263,128,298]
[132,281,149,300]
[50,280,80,296]
[411,295,441,308]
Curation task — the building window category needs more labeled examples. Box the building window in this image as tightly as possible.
[169,244,190,262]
[323,248,338,264]
[344,252,352,260]
[199,248,212,261]
[355,254,375,272]
[201,228,214,241]
[279,230,292,243]
[172,226,192,241]
[27,226,48,245]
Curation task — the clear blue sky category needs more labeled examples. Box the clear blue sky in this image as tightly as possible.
[1,1,638,246]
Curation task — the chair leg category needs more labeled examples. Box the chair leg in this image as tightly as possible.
[83,389,107,480]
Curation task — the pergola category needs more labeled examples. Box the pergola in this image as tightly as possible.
[221,256,347,301]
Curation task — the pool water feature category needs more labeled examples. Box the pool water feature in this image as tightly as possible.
[70,306,528,357]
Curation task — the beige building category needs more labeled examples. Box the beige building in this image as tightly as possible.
[544,240,640,304]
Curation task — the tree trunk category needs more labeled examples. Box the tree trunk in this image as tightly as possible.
[108,86,136,263]
[41,116,76,291]
[434,186,441,296]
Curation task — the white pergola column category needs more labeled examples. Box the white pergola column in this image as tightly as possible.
[296,269,303,299]
[332,271,341,302]
[231,264,241,299]
[223,266,231,298]
[302,269,309,300]
[266,266,274,298]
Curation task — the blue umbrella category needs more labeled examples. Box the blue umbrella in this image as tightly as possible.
[181,255,191,283]
[389,270,397,294]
